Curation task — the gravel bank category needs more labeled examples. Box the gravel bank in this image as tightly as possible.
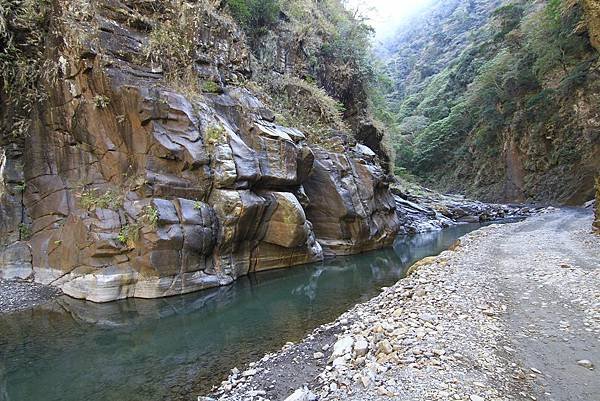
[0,279,62,314]
[204,208,599,401]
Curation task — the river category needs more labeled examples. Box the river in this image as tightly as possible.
[0,222,500,401]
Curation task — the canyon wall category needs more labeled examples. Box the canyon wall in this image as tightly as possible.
[382,0,600,204]
[0,0,400,301]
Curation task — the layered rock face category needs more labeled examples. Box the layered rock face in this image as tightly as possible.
[304,147,399,255]
[0,1,400,301]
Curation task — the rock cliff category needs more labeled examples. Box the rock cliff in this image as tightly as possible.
[0,0,400,301]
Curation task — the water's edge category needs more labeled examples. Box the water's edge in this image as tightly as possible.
[0,220,521,401]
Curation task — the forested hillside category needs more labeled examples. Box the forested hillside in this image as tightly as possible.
[379,0,600,204]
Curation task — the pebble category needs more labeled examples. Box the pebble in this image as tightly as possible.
[576,359,594,369]
[332,337,354,358]
[283,386,317,401]
[354,336,369,356]
[377,339,393,355]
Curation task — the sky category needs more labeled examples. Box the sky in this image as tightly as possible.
[344,0,434,40]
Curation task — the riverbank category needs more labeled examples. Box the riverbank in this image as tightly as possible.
[0,196,532,313]
[205,208,599,401]
[0,279,62,314]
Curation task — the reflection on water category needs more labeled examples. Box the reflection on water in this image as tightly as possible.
[0,222,498,401]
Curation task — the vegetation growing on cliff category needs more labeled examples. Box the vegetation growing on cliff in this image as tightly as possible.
[379,0,599,202]
[143,1,206,92]
[0,0,54,141]
[225,0,280,34]
[138,0,388,155]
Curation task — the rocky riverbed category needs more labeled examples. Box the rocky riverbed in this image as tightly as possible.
[0,279,62,314]
[204,208,599,401]
[392,182,536,234]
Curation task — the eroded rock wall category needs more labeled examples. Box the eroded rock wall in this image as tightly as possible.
[0,0,400,301]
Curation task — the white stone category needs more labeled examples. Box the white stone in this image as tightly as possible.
[284,386,317,401]
[377,339,393,355]
[332,336,354,358]
[354,336,369,356]
[577,359,593,369]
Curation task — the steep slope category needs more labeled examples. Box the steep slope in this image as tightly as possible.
[379,0,503,104]
[0,0,399,301]
[381,0,600,204]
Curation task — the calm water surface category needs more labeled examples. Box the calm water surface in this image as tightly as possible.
[0,222,503,401]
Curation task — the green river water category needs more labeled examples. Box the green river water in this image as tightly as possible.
[0,222,498,401]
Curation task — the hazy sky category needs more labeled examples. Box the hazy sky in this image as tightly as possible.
[345,0,434,39]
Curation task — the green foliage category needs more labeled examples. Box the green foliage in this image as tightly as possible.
[319,10,374,79]
[226,0,280,34]
[14,182,26,193]
[553,141,581,164]
[559,60,592,97]
[201,81,221,93]
[412,102,473,171]
[525,89,557,120]
[18,223,31,240]
[143,2,203,87]
[523,2,589,79]
[117,224,140,246]
[0,0,54,140]
[142,205,159,228]
[205,124,226,145]
[492,4,525,40]
[93,95,110,109]
[79,189,123,210]
[398,116,430,136]
[388,0,597,191]
[368,65,397,130]
[545,0,563,26]
[263,75,347,144]
[117,204,159,247]
[321,9,377,116]
[393,135,415,169]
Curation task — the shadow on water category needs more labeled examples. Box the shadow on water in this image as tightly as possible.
[0,221,516,401]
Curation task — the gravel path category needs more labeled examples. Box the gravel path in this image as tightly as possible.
[0,279,62,314]
[205,208,599,401]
